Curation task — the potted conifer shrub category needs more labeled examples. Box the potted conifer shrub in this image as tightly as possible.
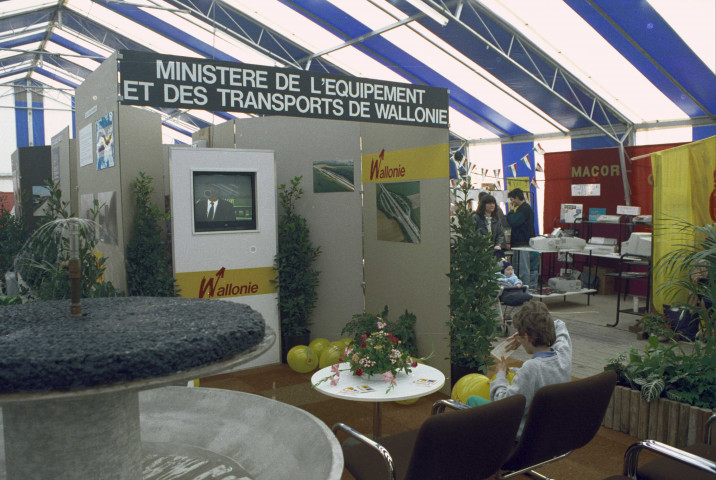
[275,176,321,361]
[126,172,176,297]
[447,180,501,385]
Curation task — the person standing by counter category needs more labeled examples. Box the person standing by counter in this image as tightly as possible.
[506,188,535,289]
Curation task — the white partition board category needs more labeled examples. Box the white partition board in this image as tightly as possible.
[169,147,279,368]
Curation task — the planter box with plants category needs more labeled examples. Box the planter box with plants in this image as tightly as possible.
[603,221,716,447]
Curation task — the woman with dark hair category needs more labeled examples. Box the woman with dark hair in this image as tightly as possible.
[475,194,506,258]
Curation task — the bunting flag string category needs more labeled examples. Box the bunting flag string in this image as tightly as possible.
[520,154,531,169]
[493,169,501,179]
[533,143,546,155]
[531,177,539,189]
[508,163,517,177]
[535,162,544,172]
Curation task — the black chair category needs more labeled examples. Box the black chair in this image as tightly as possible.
[624,413,716,480]
[602,439,716,480]
[497,370,618,479]
[333,395,526,480]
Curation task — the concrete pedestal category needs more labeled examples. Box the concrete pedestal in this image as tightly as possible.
[3,391,141,480]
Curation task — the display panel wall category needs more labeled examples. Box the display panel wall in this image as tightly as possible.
[200,116,451,380]
[169,147,280,367]
[74,52,164,292]
[51,126,77,216]
[206,116,365,342]
[11,146,51,233]
[360,123,451,384]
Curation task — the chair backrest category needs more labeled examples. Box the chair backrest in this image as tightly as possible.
[502,370,617,472]
[405,394,526,480]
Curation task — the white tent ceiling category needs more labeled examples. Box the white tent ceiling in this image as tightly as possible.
[1,0,714,147]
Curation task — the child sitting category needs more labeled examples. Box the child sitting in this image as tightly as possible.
[499,262,523,288]
[467,301,572,438]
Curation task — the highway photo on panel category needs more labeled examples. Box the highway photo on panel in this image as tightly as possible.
[376,182,420,243]
[312,160,355,193]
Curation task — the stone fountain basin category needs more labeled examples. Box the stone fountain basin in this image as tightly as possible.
[0,386,343,479]
[139,386,343,480]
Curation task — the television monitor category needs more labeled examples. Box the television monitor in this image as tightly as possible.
[192,170,257,233]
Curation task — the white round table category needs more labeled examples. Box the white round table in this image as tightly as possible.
[311,362,445,437]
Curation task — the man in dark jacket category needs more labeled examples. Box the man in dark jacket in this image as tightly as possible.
[506,188,535,289]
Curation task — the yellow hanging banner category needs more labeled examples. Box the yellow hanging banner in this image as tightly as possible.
[361,143,448,183]
[176,266,277,300]
[651,136,716,308]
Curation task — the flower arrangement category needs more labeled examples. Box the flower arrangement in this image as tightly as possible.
[316,320,418,392]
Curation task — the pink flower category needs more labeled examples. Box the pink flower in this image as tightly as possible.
[360,334,367,340]
[382,371,397,386]
[330,376,339,386]
[391,336,399,343]
[330,364,340,375]
[355,368,363,376]
[338,356,343,362]
[361,341,367,348]
[377,321,386,329]
[411,361,418,368]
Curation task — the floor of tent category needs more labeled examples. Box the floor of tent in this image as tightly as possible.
[201,292,663,479]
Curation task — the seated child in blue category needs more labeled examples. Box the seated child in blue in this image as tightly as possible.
[467,301,572,439]
[499,262,523,287]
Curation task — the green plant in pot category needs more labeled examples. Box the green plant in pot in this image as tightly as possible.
[447,180,501,383]
[605,220,715,408]
[275,176,321,361]
[15,180,120,300]
[126,172,176,297]
[0,201,27,284]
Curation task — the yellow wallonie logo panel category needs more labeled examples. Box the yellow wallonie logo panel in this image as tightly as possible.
[361,143,449,183]
[176,266,276,299]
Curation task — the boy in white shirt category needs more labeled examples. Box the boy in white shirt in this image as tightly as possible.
[468,301,572,438]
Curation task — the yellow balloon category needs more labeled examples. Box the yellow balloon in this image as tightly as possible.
[490,369,516,385]
[319,344,345,368]
[286,345,319,373]
[395,397,419,406]
[336,337,354,349]
[328,340,346,350]
[451,374,491,403]
[308,338,331,358]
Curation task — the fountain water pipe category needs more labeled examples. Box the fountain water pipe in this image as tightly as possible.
[69,220,82,317]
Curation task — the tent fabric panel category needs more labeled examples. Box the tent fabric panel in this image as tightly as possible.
[202,0,316,68]
[359,36,527,136]
[49,31,108,59]
[103,3,237,61]
[571,136,616,151]
[569,0,716,116]
[34,67,81,88]
[14,100,29,148]
[59,10,149,54]
[32,100,45,146]
[0,8,52,33]
[501,140,539,234]
[693,126,716,142]
[290,0,529,136]
[423,10,623,130]
[39,54,93,79]
[0,31,45,49]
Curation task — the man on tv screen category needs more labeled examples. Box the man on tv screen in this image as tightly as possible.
[195,187,235,223]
